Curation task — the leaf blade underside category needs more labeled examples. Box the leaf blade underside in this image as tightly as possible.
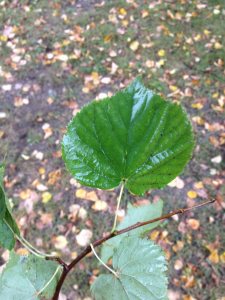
[91,236,168,300]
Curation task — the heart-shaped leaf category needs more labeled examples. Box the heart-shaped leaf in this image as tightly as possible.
[101,199,163,263]
[0,251,62,299]
[91,236,168,300]
[62,78,194,195]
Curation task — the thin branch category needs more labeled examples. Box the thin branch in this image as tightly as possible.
[52,199,215,300]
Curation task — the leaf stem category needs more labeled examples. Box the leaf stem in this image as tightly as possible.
[52,198,215,300]
[20,236,55,258]
[111,183,125,232]
[36,265,62,297]
[3,219,53,259]
[90,243,118,277]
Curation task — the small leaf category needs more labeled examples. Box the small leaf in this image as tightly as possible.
[0,251,62,299]
[62,77,194,195]
[101,200,163,262]
[92,236,168,300]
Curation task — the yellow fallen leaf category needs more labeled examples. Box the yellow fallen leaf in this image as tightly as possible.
[169,85,178,92]
[76,189,87,199]
[158,49,166,57]
[191,103,203,109]
[150,230,160,241]
[119,8,127,15]
[214,42,222,49]
[129,40,139,51]
[204,29,210,36]
[38,167,45,175]
[104,34,113,43]
[42,191,52,203]
[208,250,219,264]
[220,251,225,263]
[86,191,99,202]
[0,35,8,42]
[192,116,205,126]
[187,190,197,199]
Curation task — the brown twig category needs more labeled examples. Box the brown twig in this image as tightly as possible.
[52,199,215,300]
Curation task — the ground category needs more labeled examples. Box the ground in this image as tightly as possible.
[0,0,225,299]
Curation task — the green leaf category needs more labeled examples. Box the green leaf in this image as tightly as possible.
[0,163,20,249]
[91,236,168,300]
[0,251,62,300]
[0,164,6,218]
[101,200,163,263]
[62,77,194,195]
[0,218,15,250]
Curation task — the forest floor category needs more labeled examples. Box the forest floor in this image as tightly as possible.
[0,1,225,299]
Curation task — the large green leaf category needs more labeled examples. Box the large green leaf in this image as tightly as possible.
[101,200,163,263]
[62,77,194,195]
[0,251,62,299]
[91,236,168,300]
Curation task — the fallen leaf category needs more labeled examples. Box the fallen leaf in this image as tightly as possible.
[92,200,108,211]
[208,250,219,264]
[211,155,222,164]
[174,259,183,270]
[158,49,166,57]
[187,190,197,199]
[53,235,68,250]
[42,192,52,203]
[187,219,200,230]
[76,229,93,247]
[129,40,139,51]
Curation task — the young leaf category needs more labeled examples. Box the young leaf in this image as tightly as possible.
[0,251,62,299]
[62,77,194,195]
[91,236,168,300]
[101,200,163,263]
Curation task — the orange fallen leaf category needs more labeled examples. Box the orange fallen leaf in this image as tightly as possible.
[208,250,219,264]
[187,219,200,230]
